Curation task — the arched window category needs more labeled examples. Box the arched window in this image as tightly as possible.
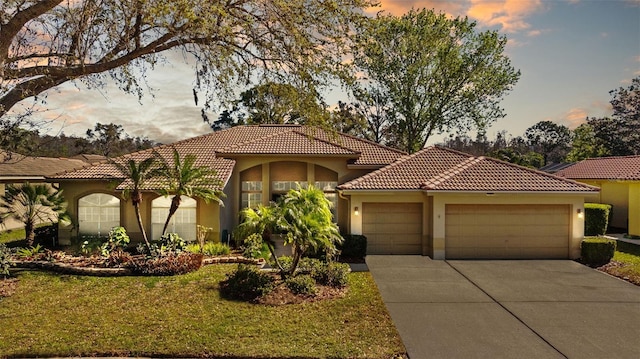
[78,193,121,237]
[151,196,197,241]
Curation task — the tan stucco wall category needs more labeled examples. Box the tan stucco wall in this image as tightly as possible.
[224,156,361,236]
[57,180,220,245]
[346,191,584,260]
[628,183,640,237]
[580,180,629,230]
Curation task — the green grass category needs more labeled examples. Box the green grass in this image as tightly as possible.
[0,265,404,358]
[0,228,26,245]
[612,241,640,278]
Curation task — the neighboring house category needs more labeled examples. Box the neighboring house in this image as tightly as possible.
[0,151,99,230]
[539,162,574,174]
[48,125,597,259]
[556,156,640,236]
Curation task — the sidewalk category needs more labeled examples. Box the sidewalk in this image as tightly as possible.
[604,233,640,246]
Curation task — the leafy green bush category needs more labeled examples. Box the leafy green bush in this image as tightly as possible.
[581,237,616,267]
[285,274,317,296]
[242,233,264,259]
[81,227,130,257]
[339,234,367,258]
[312,262,350,287]
[186,242,231,256]
[127,252,203,276]
[220,264,275,301]
[297,257,325,273]
[585,203,612,236]
[16,244,44,260]
[0,243,13,278]
[159,233,187,253]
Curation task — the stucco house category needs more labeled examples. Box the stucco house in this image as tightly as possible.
[48,125,597,259]
[556,155,640,237]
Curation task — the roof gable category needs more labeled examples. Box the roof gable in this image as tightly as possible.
[555,155,640,180]
[339,146,598,193]
[48,125,405,189]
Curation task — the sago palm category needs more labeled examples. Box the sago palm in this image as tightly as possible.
[0,182,70,246]
[157,148,224,236]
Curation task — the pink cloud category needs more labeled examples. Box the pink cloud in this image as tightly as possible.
[561,108,588,129]
[371,0,465,16]
[467,0,546,33]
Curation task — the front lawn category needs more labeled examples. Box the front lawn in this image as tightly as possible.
[0,265,405,358]
[597,240,640,285]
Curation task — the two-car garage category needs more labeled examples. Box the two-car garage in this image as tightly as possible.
[339,146,596,260]
[361,201,572,259]
[444,204,570,259]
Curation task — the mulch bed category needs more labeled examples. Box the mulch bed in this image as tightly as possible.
[597,261,640,286]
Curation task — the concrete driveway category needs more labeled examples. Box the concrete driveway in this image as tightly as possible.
[366,256,640,359]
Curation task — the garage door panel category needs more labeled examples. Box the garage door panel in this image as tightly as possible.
[363,202,422,255]
[446,204,569,259]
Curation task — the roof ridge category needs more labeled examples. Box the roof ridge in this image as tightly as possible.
[332,129,408,156]
[581,154,640,161]
[291,128,361,154]
[338,147,440,189]
[480,155,601,190]
[217,127,298,152]
[421,155,479,190]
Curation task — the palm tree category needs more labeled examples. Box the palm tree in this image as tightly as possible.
[0,182,70,246]
[279,185,342,275]
[111,156,160,250]
[157,148,224,236]
[237,204,286,272]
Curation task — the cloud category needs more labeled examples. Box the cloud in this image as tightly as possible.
[371,0,465,16]
[467,0,546,33]
[561,108,589,129]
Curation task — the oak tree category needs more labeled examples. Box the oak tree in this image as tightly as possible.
[352,8,520,153]
[1,0,372,119]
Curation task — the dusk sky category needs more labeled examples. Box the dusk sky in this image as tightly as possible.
[18,0,640,145]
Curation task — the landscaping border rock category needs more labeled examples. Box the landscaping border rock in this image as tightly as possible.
[13,256,264,277]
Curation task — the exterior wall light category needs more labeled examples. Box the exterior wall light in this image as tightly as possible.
[354,206,359,216]
[577,208,584,219]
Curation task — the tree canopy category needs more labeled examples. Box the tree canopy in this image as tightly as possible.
[587,77,640,156]
[352,8,520,153]
[1,0,372,119]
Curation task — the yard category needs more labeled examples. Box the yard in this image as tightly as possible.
[597,240,640,286]
[0,264,405,358]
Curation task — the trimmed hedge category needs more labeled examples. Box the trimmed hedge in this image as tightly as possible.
[584,203,612,236]
[339,234,367,258]
[581,237,616,267]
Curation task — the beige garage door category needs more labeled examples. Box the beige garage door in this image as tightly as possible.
[363,202,422,254]
[445,204,569,259]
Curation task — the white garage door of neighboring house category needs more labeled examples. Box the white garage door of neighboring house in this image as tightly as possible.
[362,202,422,255]
[445,204,570,259]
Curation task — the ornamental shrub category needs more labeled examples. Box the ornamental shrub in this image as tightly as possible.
[186,242,231,256]
[220,264,275,301]
[312,261,350,287]
[285,274,317,296]
[581,237,616,267]
[242,233,264,259]
[339,234,367,258]
[584,203,612,236]
[0,244,13,278]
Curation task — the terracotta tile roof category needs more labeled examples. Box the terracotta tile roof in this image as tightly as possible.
[48,125,405,189]
[0,151,89,179]
[339,146,598,193]
[555,155,640,180]
[217,129,360,156]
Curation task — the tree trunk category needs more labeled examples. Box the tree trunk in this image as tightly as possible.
[24,221,35,247]
[288,244,302,277]
[134,203,150,249]
[161,195,182,236]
